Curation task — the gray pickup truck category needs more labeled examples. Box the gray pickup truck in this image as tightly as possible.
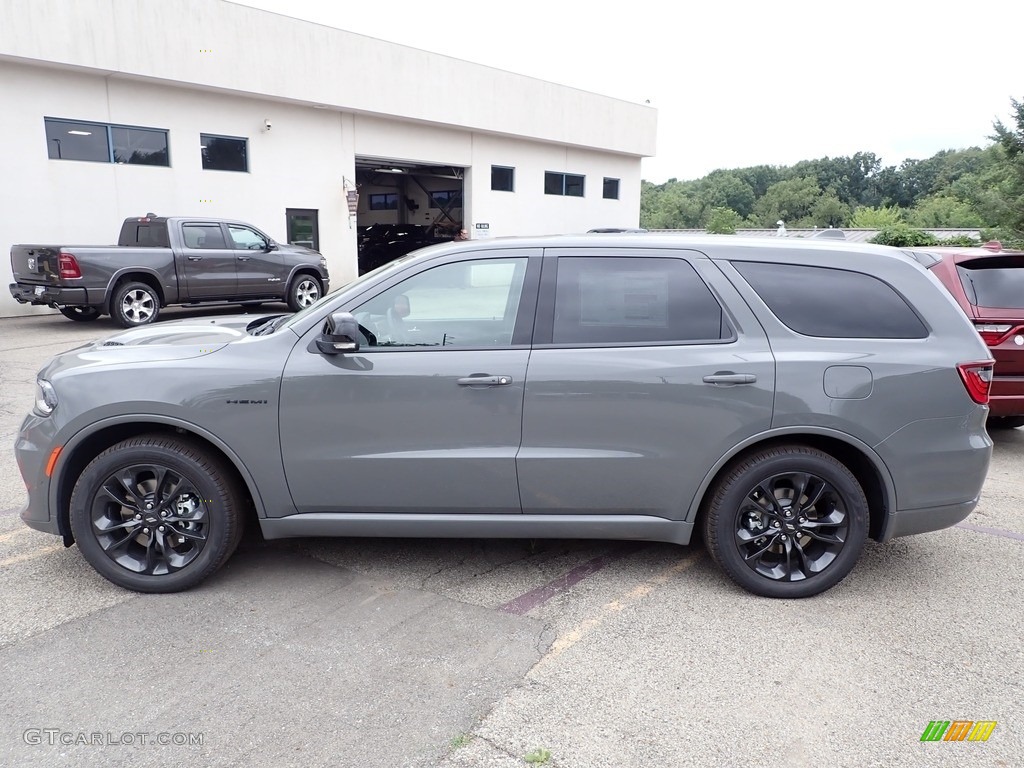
[9,215,330,326]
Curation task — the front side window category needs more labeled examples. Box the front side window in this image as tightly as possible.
[353,258,528,348]
[201,134,248,172]
[734,261,928,338]
[182,224,228,250]
[228,225,267,250]
[45,118,168,166]
[545,172,585,197]
[553,257,728,344]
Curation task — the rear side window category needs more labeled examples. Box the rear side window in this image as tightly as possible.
[957,256,1024,308]
[553,257,728,344]
[734,261,927,339]
[181,224,228,250]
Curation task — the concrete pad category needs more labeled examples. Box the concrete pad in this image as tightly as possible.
[0,545,550,768]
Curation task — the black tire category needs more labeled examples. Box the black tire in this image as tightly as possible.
[111,281,160,327]
[702,445,868,598]
[69,434,244,593]
[286,274,321,312]
[59,306,102,322]
[988,416,1024,430]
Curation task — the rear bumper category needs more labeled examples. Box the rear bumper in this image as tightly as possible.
[989,376,1024,416]
[9,282,91,307]
[883,499,976,540]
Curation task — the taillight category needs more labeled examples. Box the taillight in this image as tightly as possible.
[957,361,994,405]
[58,251,81,279]
[974,323,1014,345]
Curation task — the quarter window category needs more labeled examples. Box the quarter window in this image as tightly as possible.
[201,134,248,172]
[353,258,528,348]
[545,172,585,197]
[45,117,169,166]
[553,257,728,344]
[734,261,928,338]
[491,165,515,192]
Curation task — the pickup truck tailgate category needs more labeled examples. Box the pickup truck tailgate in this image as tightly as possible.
[11,245,62,286]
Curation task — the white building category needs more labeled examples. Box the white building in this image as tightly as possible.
[0,0,656,318]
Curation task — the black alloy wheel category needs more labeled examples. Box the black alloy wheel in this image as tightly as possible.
[703,445,868,598]
[70,435,243,592]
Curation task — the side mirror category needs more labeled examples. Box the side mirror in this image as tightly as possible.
[316,311,360,355]
[265,240,278,252]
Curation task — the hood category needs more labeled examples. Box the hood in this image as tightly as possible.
[49,314,281,369]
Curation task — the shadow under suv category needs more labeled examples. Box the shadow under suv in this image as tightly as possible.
[16,234,994,598]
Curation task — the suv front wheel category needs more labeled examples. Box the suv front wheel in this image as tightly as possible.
[703,445,868,598]
[69,435,244,592]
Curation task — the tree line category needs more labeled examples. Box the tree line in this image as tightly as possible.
[641,97,1024,247]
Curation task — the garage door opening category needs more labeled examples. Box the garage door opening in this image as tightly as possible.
[355,158,465,274]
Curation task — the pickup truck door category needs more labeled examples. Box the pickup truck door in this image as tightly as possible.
[228,224,285,297]
[178,222,237,299]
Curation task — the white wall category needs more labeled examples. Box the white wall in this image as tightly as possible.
[0,60,357,317]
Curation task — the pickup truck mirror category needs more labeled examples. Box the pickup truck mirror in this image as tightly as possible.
[315,311,360,355]
[265,240,278,252]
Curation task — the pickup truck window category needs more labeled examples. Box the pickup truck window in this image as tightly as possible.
[229,225,267,250]
[182,224,228,249]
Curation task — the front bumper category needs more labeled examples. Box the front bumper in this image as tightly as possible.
[9,282,90,307]
[15,412,62,537]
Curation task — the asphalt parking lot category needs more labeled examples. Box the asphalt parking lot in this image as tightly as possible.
[1,306,1022,768]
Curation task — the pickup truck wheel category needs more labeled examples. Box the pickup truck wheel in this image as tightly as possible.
[287,275,321,311]
[58,306,101,322]
[69,435,244,593]
[112,281,160,327]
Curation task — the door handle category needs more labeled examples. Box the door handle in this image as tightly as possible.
[703,372,757,385]
[187,255,203,261]
[237,255,251,261]
[457,374,513,387]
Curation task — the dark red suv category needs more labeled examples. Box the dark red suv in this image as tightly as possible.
[923,241,1024,428]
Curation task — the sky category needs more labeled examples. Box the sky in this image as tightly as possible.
[233,0,1023,183]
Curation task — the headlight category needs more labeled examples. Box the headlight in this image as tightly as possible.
[34,379,58,416]
[319,256,328,269]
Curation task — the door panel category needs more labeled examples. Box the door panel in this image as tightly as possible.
[179,222,236,298]
[517,250,775,519]
[229,224,284,296]
[279,252,539,516]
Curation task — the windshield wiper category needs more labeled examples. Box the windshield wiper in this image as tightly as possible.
[251,315,287,336]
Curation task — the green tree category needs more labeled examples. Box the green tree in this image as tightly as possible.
[810,193,851,228]
[705,207,744,234]
[869,226,938,247]
[905,194,986,228]
[991,96,1024,235]
[698,172,756,218]
[752,176,821,227]
[850,205,904,228]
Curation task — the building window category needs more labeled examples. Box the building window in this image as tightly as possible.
[201,134,248,172]
[491,165,515,192]
[603,178,620,200]
[44,117,169,166]
[369,193,399,210]
[545,172,585,197]
[429,190,462,209]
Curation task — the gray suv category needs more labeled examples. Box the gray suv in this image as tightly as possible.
[15,235,994,597]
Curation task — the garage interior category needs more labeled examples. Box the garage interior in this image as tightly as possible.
[355,158,466,274]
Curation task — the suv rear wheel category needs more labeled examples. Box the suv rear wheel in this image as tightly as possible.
[703,445,868,598]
